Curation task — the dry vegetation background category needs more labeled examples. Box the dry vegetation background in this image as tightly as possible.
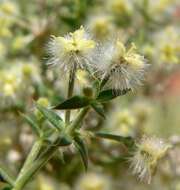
[0,0,180,190]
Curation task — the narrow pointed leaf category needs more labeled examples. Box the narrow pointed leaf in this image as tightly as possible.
[42,139,52,146]
[95,133,134,148]
[73,136,88,171]
[54,95,91,110]
[43,128,56,137]
[20,113,40,137]
[35,103,64,132]
[96,89,131,102]
[91,102,105,118]
[57,134,72,147]
[0,163,15,186]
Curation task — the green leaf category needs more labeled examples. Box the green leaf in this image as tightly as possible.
[91,102,105,118]
[57,134,72,147]
[96,89,130,102]
[73,136,88,171]
[2,187,12,190]
[95,133,134,148]
[43,128,56,138]
[0,163,15,186]
[53,95,91,110]
[35,103,64,132]
[42,139,52,146]
[20,113,40,137]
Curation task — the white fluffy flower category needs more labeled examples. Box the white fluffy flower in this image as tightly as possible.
[129,136,171,184]
[46,26,98,73]
[96,41,148,91]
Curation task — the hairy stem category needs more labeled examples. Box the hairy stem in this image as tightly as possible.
[12,104,90,190]
[12,138,60,190]
[16,140,42,181]
[67,107,90,135]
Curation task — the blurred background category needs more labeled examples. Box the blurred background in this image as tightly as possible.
[0,0,180,189]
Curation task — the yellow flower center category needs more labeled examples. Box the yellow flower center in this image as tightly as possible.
[54,26,96,52]
[161,44,179,64]
[116,41,144,67]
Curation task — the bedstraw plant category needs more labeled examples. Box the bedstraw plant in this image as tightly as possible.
[0,26,170,190]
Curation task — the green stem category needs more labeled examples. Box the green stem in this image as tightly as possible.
[67,107,90,135]
[12,101,90,190]
[0,162,15,186]
[12,138,60,190]
[95,133,134,148]
[16,140,42,181]
[65,67,76,126]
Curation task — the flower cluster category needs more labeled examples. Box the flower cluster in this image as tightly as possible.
[0,62,40,106]
[105,108,137,137]
[86,14,115,40]
[47,26,148,91]
[47,26,97,73]
[129,136,171,184]
[97,41,147,91]
[154,26,180,65]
